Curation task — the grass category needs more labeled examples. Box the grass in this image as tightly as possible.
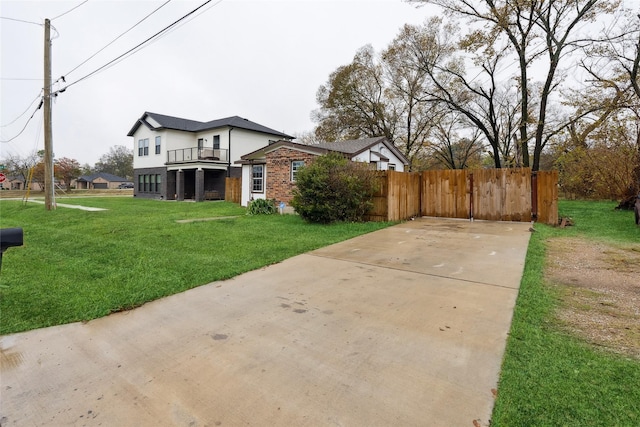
[0,197,392,334]
[491,200,640,426]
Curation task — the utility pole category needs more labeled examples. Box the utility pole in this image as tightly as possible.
[43,18,55,210]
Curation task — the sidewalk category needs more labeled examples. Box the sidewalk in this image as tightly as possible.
[0,218,531,426]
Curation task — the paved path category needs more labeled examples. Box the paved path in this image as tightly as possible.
[0,218,531,426]
[26,199,107,211]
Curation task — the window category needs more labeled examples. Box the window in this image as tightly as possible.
[137,174,162,193]
[138,138,149,156]
[388,164,396,171]
[252,165,264,193]
[155,136,161,154]
[291,160,304,182]
[213,135,220,149]
[198,138,204,149]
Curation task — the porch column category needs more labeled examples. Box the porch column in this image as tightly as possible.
[195,168,204,202]
[176,169,184,201]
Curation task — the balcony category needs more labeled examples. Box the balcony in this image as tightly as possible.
[167,147,229,164]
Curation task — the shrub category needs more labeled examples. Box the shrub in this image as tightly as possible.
[291,153,379,223]
[247,198,277,215]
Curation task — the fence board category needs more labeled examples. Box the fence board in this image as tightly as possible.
[536,170,558,225]
[225,177,241,204]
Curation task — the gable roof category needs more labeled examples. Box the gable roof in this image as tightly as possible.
[237,137,409,166]
[239,140,332,163]
[315,136,409,165]
[77,173,129,183]
[127,112,294,139]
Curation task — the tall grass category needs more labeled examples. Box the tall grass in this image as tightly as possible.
[491,201,640,426]
[0,198,391,334]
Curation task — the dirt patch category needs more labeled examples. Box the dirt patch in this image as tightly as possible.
[546,237,640,359]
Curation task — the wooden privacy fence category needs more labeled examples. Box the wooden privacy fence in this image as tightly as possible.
[366,168,558,224]
[225,177,241,204]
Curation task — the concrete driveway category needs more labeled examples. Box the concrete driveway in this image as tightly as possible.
[0,218,531,426]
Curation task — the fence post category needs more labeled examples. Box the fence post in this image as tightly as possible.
[469,172,474,221]
[531,171,538,221]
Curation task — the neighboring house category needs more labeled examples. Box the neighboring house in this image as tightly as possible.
[236,136,409,207]
[3,175,25,190]
[127,112,293,201]
[76,173,129,189]
[2,176,60,191]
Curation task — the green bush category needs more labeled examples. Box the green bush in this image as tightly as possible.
[247,198,277,215]
[291,153,379,223]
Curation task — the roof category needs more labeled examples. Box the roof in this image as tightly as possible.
[237,137,409,166]
[77,173,129,183]
[127,112,294,139]
[315,136,408,165]
[238,140,332,163]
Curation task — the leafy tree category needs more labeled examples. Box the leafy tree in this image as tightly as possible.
[79,163,94,176]
[54,157,81,190]
[291,153,379,223]
[313,44,438,170]
[578,11,640,207]
[553,107,639,200]
[94,145,133,179]
[31,161,46,191]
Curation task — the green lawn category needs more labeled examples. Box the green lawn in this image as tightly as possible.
[0,197,392,334]
[491,200,640,426]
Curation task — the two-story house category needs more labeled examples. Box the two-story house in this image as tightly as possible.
[127,112,293,201]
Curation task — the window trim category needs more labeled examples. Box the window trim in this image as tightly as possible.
[138,138,149,156]
[251,164,264,193]
[291,160,304,182]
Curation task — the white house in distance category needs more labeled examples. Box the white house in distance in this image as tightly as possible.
[127,112,293,201]
[236,137,409,207]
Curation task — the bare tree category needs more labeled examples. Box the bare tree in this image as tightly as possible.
[426,113,485,169]
[2,151,40,182]
[409,0,619,170]
[401,18,521,168]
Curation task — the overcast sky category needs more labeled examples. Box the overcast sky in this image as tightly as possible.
[1,0,438,166]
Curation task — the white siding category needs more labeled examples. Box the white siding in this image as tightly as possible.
[240,163,267,207]
[132,126,165,169]
[348,143,406,172]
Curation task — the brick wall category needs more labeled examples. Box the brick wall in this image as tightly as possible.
[266,148,318,204]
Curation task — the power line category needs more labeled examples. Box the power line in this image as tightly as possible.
[1,91,43,128]
[0,77,43,81]
[58,0,221,92]
[0,99,43,143]
[61,0,172,79]
[0,16,42,26]
[51,0,89,21]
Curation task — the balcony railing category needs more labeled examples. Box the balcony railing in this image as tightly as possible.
[167,147,229,163]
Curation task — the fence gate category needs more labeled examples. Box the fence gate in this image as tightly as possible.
[367,169,558,224]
